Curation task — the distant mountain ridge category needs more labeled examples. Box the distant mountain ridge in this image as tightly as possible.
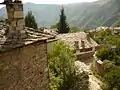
[0,0,120,29]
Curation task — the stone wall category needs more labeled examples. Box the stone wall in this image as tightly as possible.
[0,40,49,90]
[94,60,104,76]
[76,51,94,61]
[47,39,58,52]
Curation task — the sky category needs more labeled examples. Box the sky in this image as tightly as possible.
[0,0,98,8]
[22,0,98,4]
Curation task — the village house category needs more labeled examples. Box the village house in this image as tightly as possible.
[57,32,100,61]
[0,0,56,89]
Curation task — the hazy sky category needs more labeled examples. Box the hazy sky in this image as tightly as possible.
[0,0,98,8]
[22,0,98,4]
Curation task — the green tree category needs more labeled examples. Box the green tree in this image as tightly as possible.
[48,41,89,90]
[0,18,5,22]
[96,48,115,61]
[51,23,59,29]
[113,19,120,27]
[92,30,120,89]
[70,26,80,33]
[103,60,120,90]
[25,11,37,29]
[104,66,120,90]
[57,6,70,33]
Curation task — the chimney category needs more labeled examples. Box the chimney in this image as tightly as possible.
[81,40,85,49]
[5,0,26,39]
[74,41,79,50]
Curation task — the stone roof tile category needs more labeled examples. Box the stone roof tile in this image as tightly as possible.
[0,22,56,51]
[57,32,99,49]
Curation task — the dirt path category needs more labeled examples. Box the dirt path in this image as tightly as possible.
[89,75,102,90]
[75,61,102,90]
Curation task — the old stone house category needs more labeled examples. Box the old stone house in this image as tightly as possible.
[0,0,55,89]
[57,32,100,61]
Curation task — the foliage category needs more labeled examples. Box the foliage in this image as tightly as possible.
[96,47,119,62]
[92,30,120,90]
[25,11,37,29]
[70,26,80,33]
[57,7,70,34]
[103,60,116,73]
[103,61,120,90]
[48,41,89,90]
[1,0,120,28]
[91,30,120,65]
[113,18,120,27]
[90,30,113,44]
[96,48,113,61]
[90,30,120,46]
[96,47,120,65]
[51,23,59,29]
[51,25,80,33]
[0,18,5,22]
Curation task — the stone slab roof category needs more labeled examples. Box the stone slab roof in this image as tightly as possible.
[57,32,99,49]
[0,22,56,52]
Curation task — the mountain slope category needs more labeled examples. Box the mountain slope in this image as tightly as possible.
[0,0,120,29]
[78,0,120,29]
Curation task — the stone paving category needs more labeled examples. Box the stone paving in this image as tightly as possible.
[75,60,103,90]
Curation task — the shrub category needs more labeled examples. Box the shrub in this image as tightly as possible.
[96,48,114,61]
[48,41,89,90]
[103,67,120,90]
[96,48,120,65]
